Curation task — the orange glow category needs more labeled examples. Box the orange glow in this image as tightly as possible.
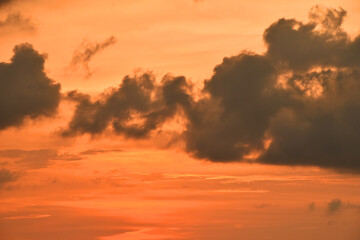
[1,1,360,240]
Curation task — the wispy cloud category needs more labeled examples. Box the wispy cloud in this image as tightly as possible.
[3,214,51,220]
[0,168,19,187]
[0,148,123,169]
[69,36,117,78]
[0,12,37,33]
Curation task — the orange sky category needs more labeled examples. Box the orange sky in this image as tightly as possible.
[0,0,360,239]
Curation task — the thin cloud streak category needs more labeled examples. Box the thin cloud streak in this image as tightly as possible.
[69,36,117,78]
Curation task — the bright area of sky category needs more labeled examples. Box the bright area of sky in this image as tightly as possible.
[0,0,360,239]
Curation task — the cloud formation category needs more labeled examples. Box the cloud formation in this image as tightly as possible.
[0,43,61,131]
[327,199,342,215]
[0,168,19,187]
[62,6,360,172]
[0,12,37,32]
[327,199,360,215]
[62,72,192,138]
[69,36,117,78]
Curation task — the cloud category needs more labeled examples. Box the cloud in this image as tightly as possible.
[0,168,19,187]
[69,36,117,78]
[0,43,61,131]
[61,6,360,172]
[308,202,316,211]
[184,53,283,161]
[0,12,37,32]
[80,148,122,155]
[0,149,75,169]
[61,72,192,138]
[185,6,360,171]
[0,0,11,7]
[0,148,123,169]
[326,199,360,215]
[0,205,140,240]
[263,6,356,71]
[327,199,342,215]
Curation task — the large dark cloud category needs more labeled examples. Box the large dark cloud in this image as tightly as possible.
[0,43,61,130]
[184,53,288,161]
[185,6,360,171]
[63,6,360,172]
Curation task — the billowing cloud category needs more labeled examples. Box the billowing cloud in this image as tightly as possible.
[62,6,360,172]
[69,36,117,78]
[0,12,37,32]
[62,72,192,138]
[186,6,360,171]
[0,43,61,130]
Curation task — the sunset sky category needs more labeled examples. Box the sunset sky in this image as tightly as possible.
[1,0,360,239]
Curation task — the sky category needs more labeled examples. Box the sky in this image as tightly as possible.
[0,0,360,239]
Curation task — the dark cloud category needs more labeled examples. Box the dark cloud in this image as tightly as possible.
[0,168,19,187]
[326,199,360,215]
[0,0,11,7]
[327,199,342,215]
[69,36,117,78]
[0,12,37,32]
[263,6,360,71]
[62,6,360,172]
[186,6,360,172]
[184,53,286,161]
[62,72,193,138]
[0,43,61,131]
